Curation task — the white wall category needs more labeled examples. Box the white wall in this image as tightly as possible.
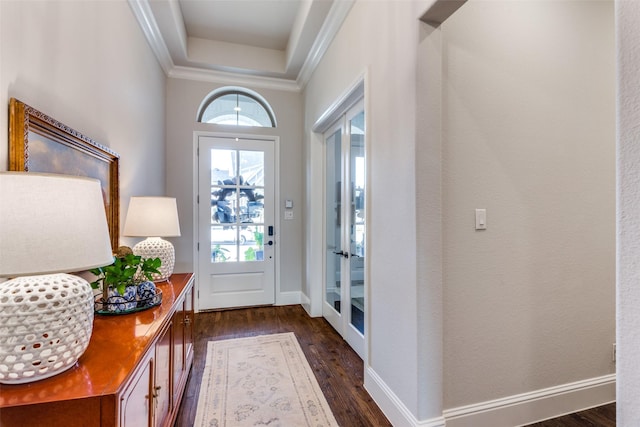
[305,0,615,425]
[440,0,615,410]
[616,0,640,424]
[165,78,304,295]
[0,0,621,424]
[304,1,435,422]
[0,0,166,247]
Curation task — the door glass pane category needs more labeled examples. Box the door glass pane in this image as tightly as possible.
[211,225,237,262]
[211,149,237,183]
[239,150,265,186]
[350,111,365,334]
[326,129,342,313]
[241,225,264,261]
[238,150,265,224]
[209,148,265,263]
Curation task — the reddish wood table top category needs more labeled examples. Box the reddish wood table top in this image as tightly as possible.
[0,273,193,408]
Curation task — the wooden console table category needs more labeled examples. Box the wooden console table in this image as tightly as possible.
[0,273,195,427]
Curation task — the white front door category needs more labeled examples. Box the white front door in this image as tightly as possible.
[197,135,276,310]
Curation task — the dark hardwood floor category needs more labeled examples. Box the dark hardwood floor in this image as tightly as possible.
[525,403,616,427]
[174,304,615,427]
[174,304,392,427]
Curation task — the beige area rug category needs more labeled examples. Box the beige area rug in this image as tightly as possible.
[194,332,339,427]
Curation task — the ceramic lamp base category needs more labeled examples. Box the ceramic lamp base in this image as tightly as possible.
[133,237,175,281]
[0,273,94,384]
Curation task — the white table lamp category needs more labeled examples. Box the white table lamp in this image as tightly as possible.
[123,197,181,281]
[0,172,113,384]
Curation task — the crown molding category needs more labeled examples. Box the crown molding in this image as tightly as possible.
[168,66,301,92]
[128,0,175,75]
[128,0,353,93]
[297,0,355,90]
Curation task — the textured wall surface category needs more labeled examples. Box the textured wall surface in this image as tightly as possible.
[617,0,640,424]
[304,0,425,418]
[0,0,166,242]
[441,0,615,409]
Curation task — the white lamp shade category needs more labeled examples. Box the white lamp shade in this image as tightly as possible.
[0,172,114,277]
[123,197,181,237]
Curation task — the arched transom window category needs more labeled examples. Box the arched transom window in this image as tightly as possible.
[197,87,276,127]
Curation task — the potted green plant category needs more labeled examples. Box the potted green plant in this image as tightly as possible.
[244,246,256,261]
[90,246,162,313]
[213,244,230,262]
[254,230,264,261]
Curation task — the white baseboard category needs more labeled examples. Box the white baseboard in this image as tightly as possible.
[299,292,312,315]
[364,366,614,427]
[364,366,446,427]
[443,374,616,427]
[276,291,302,306]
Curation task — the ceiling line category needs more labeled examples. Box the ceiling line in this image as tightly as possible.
[128,0,354,92]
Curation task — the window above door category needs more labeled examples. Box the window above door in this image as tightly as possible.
[197,87,276,127]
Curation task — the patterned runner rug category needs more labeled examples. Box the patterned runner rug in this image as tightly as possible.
[194,332,339,427]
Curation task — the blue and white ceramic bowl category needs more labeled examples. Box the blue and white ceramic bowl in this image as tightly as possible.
[137,281,157,307]
[108,286,138,311]
[106,295,127,313]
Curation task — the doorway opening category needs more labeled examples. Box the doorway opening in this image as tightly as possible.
[322,99,366,359]
[196,134,277,310]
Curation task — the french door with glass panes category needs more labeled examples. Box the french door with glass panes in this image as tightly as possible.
[324,102,366,358]
[197,135,275,310]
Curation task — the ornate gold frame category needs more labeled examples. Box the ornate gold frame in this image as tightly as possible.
[9,98,120,250]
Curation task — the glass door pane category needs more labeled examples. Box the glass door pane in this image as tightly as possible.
[325,129,342,313]
[349,111,365,334]
[322,101,365,359]
[210,148,265,263]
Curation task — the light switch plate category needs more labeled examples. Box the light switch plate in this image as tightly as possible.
[284,211,294,220]
[475,209,487,230]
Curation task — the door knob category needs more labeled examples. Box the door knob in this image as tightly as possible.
[333,250,349,259]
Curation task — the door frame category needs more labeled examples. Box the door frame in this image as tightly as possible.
[321,100,366,359]
[310,77,367,316]
[193,131,281,312]
[309,75,368,362]
[321,119,345,333]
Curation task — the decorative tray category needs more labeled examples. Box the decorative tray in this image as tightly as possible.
[95,288,163,315]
